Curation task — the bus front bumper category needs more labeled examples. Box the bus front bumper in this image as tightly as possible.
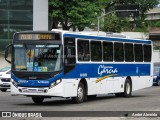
[11,83,64,97]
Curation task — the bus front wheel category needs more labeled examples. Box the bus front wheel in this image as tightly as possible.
[32,97,44,103]
[0,89,7,92]
[72,82,85,103]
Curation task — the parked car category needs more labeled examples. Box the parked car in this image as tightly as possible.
[153,66,160,86]
[0,66,11,92]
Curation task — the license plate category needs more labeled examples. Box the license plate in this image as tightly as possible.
[22,88,45,93]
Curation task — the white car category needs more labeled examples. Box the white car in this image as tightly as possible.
[0,66,11,92]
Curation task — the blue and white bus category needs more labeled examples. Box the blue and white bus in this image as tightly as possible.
[5,29,153,103]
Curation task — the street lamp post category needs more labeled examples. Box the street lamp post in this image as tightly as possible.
[97,10,139,34]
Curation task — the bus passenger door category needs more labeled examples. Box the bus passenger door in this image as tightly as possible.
[64,37,76,74]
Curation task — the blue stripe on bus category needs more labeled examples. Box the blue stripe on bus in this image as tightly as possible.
[63,63,151,78]
[63,34,151,44]
[12,63,150,87]
[11,72,64,87]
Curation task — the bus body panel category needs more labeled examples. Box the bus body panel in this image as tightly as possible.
[9,30,153,100]
[11,79,78,97]
[11,76,153,97]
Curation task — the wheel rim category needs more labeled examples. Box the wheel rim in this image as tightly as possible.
[126,82,131,95]
[77,86,84,100]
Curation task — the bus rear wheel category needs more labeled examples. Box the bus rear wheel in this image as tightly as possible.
[32,97,44,103]
[72,82,85,103]
[124,79,132,97]
[115,79,132,97]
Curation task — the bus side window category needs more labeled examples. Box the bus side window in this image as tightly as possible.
[103,42,113,61]
[124,43,134,62]
[91,41,102,61]
[65,46,76,64]
[143,45,151,62]
[64,37,76,65]
[77,39,90,61]
[134,44,143,62]
[114,42,124,62]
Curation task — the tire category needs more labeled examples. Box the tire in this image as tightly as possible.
[115,79,132,97]
[72,82,85,103]
[123,79,132,97]
[1,89,7,92]
[32,97,44,103]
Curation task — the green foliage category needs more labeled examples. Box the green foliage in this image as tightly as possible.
[154,45,160,50]
[149,21,160,27]
[134,0,159,20]
[105,0,159,20]
[102,14,121,32]
[49,0,159,32]
[49,0,108,31]
[103,0,159,32]
[101,14,132,32]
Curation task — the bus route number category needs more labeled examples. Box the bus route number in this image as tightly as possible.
[80,73,87,77]
[20,34,32,39]
[36,34,52,40]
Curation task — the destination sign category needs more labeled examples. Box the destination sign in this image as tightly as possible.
[17,33,60,40]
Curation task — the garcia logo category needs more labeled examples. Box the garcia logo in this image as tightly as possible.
[98,65,118,76]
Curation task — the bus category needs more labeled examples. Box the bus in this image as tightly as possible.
[5,29,153,103]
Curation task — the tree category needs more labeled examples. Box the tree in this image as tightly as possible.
[102,0,159,32]
[134,0,159,20]
[101,14,130,32]
[49,0,108,31]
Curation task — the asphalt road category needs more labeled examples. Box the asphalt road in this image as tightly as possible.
[0,86,160,120]
[1,86,160,111]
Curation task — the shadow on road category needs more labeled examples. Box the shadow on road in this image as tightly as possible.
[15,94,147,106]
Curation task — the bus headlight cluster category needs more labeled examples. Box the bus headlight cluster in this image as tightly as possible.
[50,79,62,88]
[11,79,18,88]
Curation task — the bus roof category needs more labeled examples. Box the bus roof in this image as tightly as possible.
[14,29,151,44]
[63,32,151,44]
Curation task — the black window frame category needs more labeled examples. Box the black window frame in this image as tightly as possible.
[134,44,143,62]
[114,42,124,62]
[77,39,90,61]
[143,44,151,62]
[124,43,134,62]
[91,41,102,61]
[103,41,113,62]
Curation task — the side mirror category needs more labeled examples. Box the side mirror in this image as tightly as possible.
[5,44,12,64]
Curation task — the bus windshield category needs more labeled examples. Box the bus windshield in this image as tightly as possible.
[13,44,62,72]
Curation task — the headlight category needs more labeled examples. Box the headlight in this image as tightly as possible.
[49,79,62,89]
[11,79,18,88]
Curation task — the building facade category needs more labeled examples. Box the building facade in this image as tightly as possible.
[0,0,33,51]
[0,0,48,51]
